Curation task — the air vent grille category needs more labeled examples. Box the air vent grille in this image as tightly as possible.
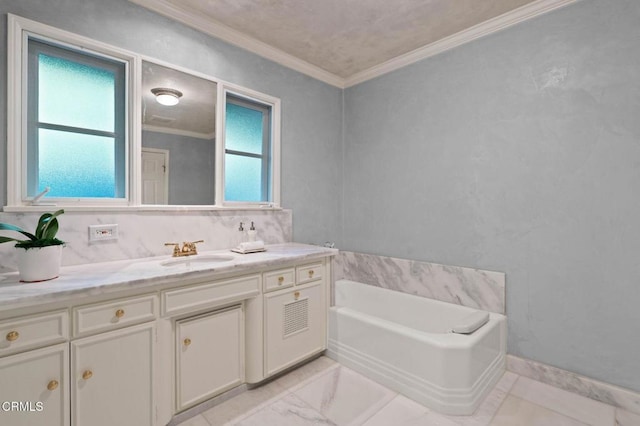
[283,298,308,337]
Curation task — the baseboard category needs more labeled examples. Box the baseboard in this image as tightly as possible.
[507,355,640,416]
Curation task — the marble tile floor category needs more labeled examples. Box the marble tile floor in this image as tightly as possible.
[176,356,640,426]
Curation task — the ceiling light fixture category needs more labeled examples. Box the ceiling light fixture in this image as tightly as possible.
[151,87,183,106]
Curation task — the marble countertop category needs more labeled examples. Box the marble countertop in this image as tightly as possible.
[0,243,337,311]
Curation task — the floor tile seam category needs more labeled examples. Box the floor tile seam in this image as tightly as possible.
[284,362,342,394]
[346,390,399,426]
[486,388,513,426]
[357,394,406,426]
[288,391,338,425]
[503,394,594,426]
[509,378,617,426]
[221,389,295,426]
[498,372,520,394]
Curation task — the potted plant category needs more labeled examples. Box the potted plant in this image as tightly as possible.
[0,209,65,282]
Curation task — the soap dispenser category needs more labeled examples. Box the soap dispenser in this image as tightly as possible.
[247,222,257,242]
[238,222,246,245]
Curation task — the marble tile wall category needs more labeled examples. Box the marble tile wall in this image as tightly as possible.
[335,251,506,314]
[507,355,640,416]
[0,209,292,273]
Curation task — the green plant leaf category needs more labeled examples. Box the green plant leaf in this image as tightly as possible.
[0,236,25,244]
[15,238,64,249]
[35,213,52,240]
[37,209,64,240]
[0,223,36,241]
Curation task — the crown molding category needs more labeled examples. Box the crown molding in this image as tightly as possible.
[142,124,216,140]
[128,0,345,88]
[344,0,581,87]
[130,0,580,90]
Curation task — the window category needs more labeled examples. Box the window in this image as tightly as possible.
[8,14,281,210]
[27,39,126,199]
[7,14,133,207]
[224,94,273,203]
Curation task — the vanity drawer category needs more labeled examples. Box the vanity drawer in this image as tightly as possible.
[73,294,157,337]
[163,274,260,316]
[0,310,68,356]
[296,262,324,285]
[263,268,295,293]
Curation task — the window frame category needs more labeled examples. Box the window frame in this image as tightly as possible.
[224,94,272,203]
[26,39,127,199]
[217,85,281,208]
[7,14,137,208]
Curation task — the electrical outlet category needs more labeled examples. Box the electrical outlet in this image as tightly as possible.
[89,224,118,242]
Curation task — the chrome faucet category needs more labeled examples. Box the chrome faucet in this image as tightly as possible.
[164,240,204,257]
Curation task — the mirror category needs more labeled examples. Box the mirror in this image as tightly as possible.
[141,61,217,205]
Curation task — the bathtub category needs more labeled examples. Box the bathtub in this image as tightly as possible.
[327,279,506,415]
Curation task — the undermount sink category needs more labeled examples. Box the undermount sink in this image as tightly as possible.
[160,254,235,268]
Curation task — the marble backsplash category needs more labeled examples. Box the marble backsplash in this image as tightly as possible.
[0,209,292,273]
[335,251,505,314]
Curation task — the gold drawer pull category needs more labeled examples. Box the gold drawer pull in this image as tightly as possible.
[308,270,315,278]
[294,291,300,300]
[82,370,93,380]
[47,380,59,391]
[6,331,19,342]
[183,338,192,347]
[115,309,125,318]
[278,276,284,284]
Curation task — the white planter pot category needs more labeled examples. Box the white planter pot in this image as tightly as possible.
[16,245,63,283]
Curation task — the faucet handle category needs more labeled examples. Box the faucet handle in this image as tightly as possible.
[185,240,204,254]
[182,240,204,256]
[164,242,181,257]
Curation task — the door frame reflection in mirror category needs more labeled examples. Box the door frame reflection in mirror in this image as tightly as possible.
[139,58,218,206]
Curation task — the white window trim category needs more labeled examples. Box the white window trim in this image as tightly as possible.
[7,14,139,208]
[217,84,281,208]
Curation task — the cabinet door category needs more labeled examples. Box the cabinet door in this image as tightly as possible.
[0,343,68,426]
[176,306,243,411]
[71,322,155,426]
[264,282,326,376]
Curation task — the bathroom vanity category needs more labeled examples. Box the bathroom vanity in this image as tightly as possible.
[0,243,336,426]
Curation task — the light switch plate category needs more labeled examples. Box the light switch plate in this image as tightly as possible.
[89,224,118,242]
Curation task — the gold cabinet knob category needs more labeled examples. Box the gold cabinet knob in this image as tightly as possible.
[183,338,191,347]
[115,309,125,318]
[6,331,19,342]
[82,370,93,380]
[278,276,284,284]
[308,270,315,278]
[294,291,300,300]
[47,380,59,391]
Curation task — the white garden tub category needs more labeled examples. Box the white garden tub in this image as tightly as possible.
[327,279,506,415]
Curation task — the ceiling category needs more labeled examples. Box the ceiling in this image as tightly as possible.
[142,60,216,138]
[130,0,577,87]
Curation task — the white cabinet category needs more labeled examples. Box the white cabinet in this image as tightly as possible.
[0,343,69,426]
[176,306,243,411]
[0,253,333,425]
[71,322,155,426]
[264,281,326,376]
[0,310,68,356]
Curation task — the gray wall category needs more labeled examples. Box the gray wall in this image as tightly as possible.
[0,0,343,246]
[344,0,640,392]
[142,131,215,205]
